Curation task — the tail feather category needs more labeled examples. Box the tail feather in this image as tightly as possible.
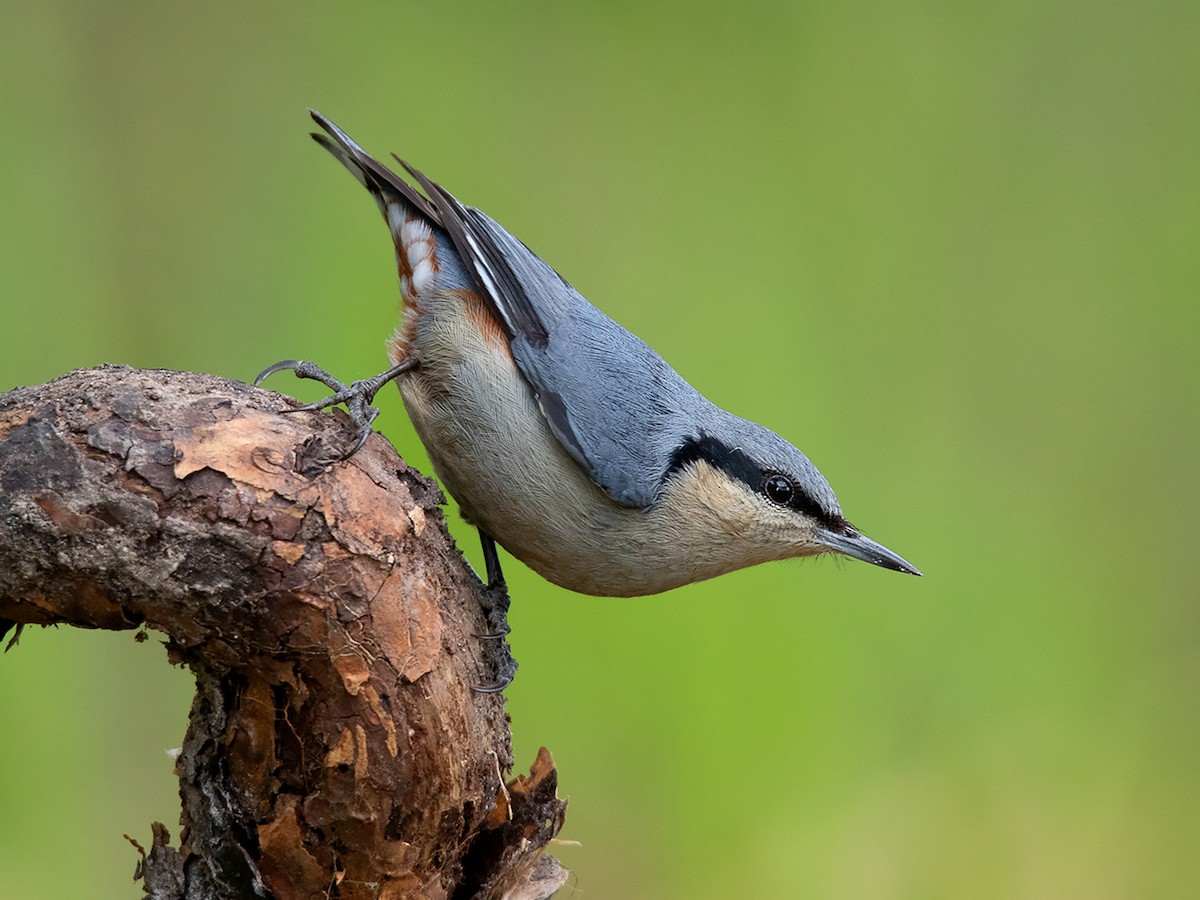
[309,110,522,367]
[311,131,369,190]
[310,109,448,354]
[309,110,441,224]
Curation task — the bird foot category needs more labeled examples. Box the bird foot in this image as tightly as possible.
[255,358,417,459]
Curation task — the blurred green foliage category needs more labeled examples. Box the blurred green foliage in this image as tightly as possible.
[1,1,1196,897]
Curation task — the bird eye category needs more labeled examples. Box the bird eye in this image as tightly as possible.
[763,474,795,506]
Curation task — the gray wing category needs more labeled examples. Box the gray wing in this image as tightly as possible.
[401,171,700,508]
[466,209,704,508]
[395,157,553,349]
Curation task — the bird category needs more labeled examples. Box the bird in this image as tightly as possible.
[259,111,919,679]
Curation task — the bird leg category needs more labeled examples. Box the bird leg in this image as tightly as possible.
[473,532,517,693]
[477,532,512,639]
[254,357,418,459]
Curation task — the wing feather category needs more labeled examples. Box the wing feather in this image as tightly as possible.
[395,157,550,348]
[311,111,672,507]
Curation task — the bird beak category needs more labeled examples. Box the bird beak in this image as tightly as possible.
[816,524,922,576]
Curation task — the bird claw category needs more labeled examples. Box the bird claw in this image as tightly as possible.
[473,648,518,693]
[475,625,512,640]
[473,676,513,694]
[255,358,417,460]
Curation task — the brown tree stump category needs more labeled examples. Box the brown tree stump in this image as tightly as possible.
[0,365,567,900]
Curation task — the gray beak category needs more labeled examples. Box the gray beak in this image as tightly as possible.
[817,525,922,576]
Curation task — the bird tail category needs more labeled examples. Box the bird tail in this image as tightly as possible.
[309,110,452,359]
[309,111,525,371]
[309,109,448,224]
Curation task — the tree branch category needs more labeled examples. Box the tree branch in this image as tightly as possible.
[0,365,567,900]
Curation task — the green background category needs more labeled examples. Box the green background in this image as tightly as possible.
[1,2,1196,897]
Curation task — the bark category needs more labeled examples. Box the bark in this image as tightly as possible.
[0,365,568,900]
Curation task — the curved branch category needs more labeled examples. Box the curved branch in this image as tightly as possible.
[0,365,567,900]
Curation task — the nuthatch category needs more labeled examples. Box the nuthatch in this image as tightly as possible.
[260,111,919,651]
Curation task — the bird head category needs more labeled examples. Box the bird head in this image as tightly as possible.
[661,420,920,577]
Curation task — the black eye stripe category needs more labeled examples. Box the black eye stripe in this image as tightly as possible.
[667,434,839,527]
[668,434,761,490]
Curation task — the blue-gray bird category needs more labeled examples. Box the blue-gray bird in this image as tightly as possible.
[261,112,919,616]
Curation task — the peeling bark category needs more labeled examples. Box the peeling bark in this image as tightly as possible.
[0,365,567,900]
